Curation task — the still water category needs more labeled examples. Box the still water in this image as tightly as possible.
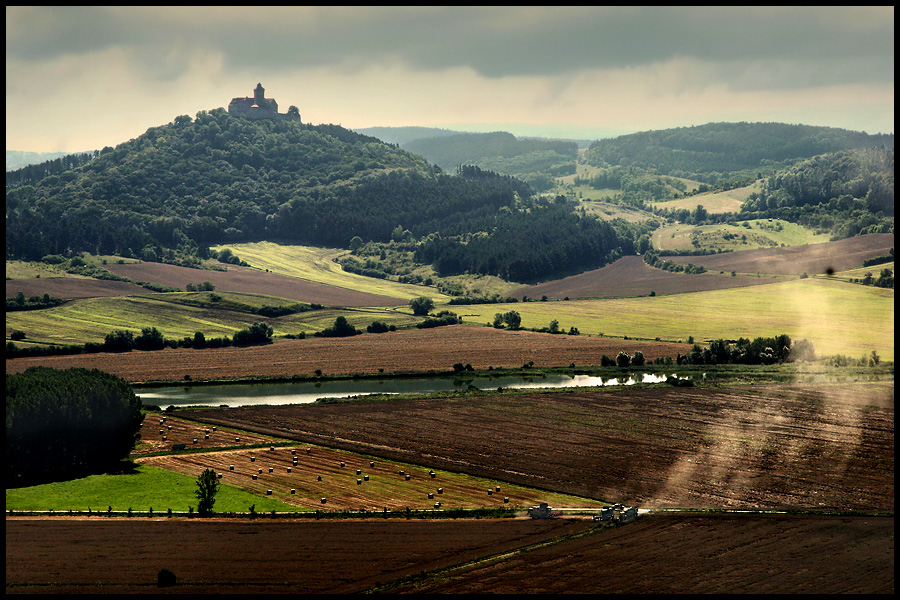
[136,373,684,409]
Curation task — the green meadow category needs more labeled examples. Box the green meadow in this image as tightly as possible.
[4,463,302,513]
[212,241,452,302]
[651,219,831,253]
[6,293,417,346]
[451,278,894,361]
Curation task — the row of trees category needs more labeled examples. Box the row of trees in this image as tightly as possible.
[7,367,144,486]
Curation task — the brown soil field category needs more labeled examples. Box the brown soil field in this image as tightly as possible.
[178,381,894,512]
[5,277,148,300]
[515,232,893,300]
[5,325,691,383]
[133,414,277,455]
[5,517,588,594]
[387,513,895,594]
[513,255,785,299]
[667,232,895,276]
[102,261,405,306]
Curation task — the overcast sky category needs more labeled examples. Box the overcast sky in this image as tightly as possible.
[6,6,894,152]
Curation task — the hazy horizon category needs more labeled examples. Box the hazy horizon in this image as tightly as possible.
[7,6,894,153]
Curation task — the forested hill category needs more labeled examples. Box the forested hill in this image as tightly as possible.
[584,122,893,184]
[6,108,631,283]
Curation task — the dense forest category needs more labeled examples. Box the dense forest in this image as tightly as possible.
[6,367,144,486]
[5,110,633,283]
[583,122,893,185]
[739,147,893,238]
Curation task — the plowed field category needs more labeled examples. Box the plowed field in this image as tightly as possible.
[5,325,691,383]
[180,380,894,512]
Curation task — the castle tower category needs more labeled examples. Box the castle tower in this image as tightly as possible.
[254,83,265,106]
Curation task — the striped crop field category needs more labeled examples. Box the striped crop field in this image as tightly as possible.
[5,294,415,346]
[213,241,452,302]
[451,278,894,361]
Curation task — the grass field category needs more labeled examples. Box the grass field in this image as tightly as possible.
[651,219,831,253]
[650,180,763,215]
[5,293,416,346]
[4,463,301,513]
[450,278,894,361]
[213,242,452,302]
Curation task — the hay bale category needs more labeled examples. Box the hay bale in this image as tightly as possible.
[364,475,369,481]
[162,435,166,441]
[487,490,493,495]
[204,435,209,440]
[268,467,273,473]
[250,456,255,462]
[270,445,275,451]
[495,486,501,492]
[306,448,311,454]
[212,427,217,431]
[504,497,509,503]
[287,467,292,473]
[258,468,263,474]
[217,473,222,479]
[193,438,198,443]
[356,469,362,475]
[405,474,411,481]
[235,437,240,442]
[205,429,210,434]
[291,449,296,455]
[437,488,443,494]
[291,489,295,494]
[340,461,345,467]
[321,498,326,504]
[252,474,257,480]
[370,461,375,467]
[267,490,272,495]
[428,493,434,499]
[430,471,436,478]
[229,465,234,470]
[357,479,362,485]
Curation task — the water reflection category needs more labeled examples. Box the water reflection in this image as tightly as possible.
[136,372,687,409]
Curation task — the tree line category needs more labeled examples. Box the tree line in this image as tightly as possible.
[6,367,144,486]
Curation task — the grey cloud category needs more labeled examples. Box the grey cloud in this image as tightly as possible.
[7,6,893,88]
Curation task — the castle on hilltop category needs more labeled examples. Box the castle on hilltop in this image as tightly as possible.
[228,83,300,122]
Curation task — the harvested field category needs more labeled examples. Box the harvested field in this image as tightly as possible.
[179,381,894,512]
[513,255,784,299]
[5,517,588,594]
[5,325,691,383]
[102,261,406,307]
[667,232,894,276]
[5,277,148,300]
[135,442,591,511]
[134,415,276,454]
[389,513,895,594]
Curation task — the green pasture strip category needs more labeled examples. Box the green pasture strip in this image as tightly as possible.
[212,241,452,302]
[5,295,416,346]
[450,278,894,361]
[4,463,302,513]
[649,180,763,215]
[827,262,894,281]
[146,290,314,313]
[5,260,86,280]
[650,219,831,253]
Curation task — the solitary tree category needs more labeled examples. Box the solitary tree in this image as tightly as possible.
[409,296,434,316]
[195,468,220,516]
[616,351,631,368]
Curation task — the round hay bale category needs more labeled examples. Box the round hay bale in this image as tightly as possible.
[204,435,209,440]
[405,474,411,481]
[504,497,509,503]
[235,437,240,442]
[495,486,501,492]
[270,445,275,451]
[306,448,311,454]
[357,479,362,485]
[437,488,443,494]
[193,438,198,443]
[252,474,257,480]
[321,498,326,504]
[428,493,434,499]
[205,429,210,434]
[364,475,369,481]
[487,490,493,495]
[250,456,255,462]
[340,461,345,467]
[291,449,296,455]
[212,427,217,431]
[356,469,362,475]
[162,435,166,441]
[291,489,295,494]
[268,467,273,473]
[159,429,164,435]
[267,490,272,495]
[370,461,375,467]
[216,473,222,479]
[287,467,292,473]
[229,465,234,470]
[430,471,436,478]
[258,468,263,474]
[167,425,172,430]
